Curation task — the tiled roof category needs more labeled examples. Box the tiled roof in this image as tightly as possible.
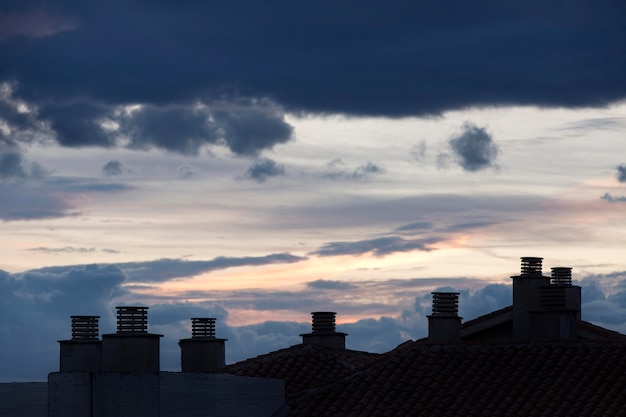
[289,340,626,416]
[223,343,380,400]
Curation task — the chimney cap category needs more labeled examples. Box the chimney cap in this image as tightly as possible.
[311,311,337,333]
[70,315,100,340]
[115,305,149,333]
[430,292,460,316]
[551,267,573,285]
[519,257,544,277]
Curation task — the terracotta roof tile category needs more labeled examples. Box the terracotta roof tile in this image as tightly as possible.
[285,341,626,416]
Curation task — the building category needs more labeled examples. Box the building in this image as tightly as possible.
[223,257,626,416]
[2,256,626,416]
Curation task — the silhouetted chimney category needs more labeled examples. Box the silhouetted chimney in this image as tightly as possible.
[58,315,102,372]
[301,312,347,349]
[428,292,462,343]
[101,306,163,371]
[511,257,551,340]
[551,267,581,320]
[179,318,227,372]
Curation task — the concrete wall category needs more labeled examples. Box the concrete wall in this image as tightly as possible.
[48,371,287,417]
[160,372,287,417]
[0,382,47,417]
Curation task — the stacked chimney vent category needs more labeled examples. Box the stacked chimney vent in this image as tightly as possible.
[521,257,543,276]
[116,306,148,333]
[311,312,337,333]
[551,267,573,285]
[191,317,216,338]
[431,292,460,316]
[71,315,100,340]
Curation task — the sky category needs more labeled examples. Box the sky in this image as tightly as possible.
[1,1,626,381]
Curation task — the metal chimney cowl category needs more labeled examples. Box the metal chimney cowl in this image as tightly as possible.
[179,318,228,372]
[101,306,163,372]
[427,292,462,343]
[301,312,347,350]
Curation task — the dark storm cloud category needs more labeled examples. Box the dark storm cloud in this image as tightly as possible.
[1,1,623,156]
[38,102,115,147]
[311,236,437,257]
[616,165,626,183]
[242,158,285,183]
[116,253,307,282]
[447,122,499,172]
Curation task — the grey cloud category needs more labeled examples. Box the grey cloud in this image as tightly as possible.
[177,164,197,179]
[323,159,385,180]
[28,246,96,254]
[559,117,626,133]
[311,236,437,257]
[601,192,626,203]
[396,222,433,233]
[0,265,126,381]
[116,253,307,282]
[616,165,626,183]
[0,182,76,221]
[121,102,293,156]
[410,141,427,164]
[306,279,357,291]
[46,177,134,193]
[242,158,285,183]
[448,122,499,172]
[102,160,127,177]
[0,148,47,180]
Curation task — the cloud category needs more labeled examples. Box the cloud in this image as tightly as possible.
[115,253,307,282]
[241,158,285,183]
[306,280,357,291]
[0,182,76,221]
[2,1,621,163]
[0,149,46,180]
[396,222,433,233]
[0,264,126,381]
[0,6,78,40]
[323,159,385,180]
[616,165,626,183]
[28,246,96,254]
[447,122,499,172]
[600,193,626,203]
[311,236,437,257]
[102,160,128,177]
[410,141,427,164]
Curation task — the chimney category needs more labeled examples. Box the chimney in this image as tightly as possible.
[101,306,163,371]
[551,267,582,320]
[58,315,102,372]
[301,312,347,350]
[511,257,551,340]
[526,266,580,340]
[179,318,227,372]
[428,292,462,343]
